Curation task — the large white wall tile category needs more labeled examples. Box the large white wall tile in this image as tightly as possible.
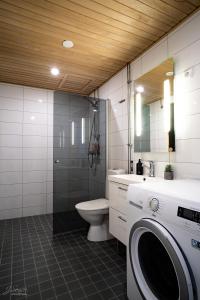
[23,193,46,207]
[176,114,200,140]
[168,10,200,55]
[24,87,47,102]
[175,163,200,179]
[175,88,200,117]
[0,195,22,210]
[23,112,47,125]
[23,159,47,171]
[23,147,47,159]
[0,122,22,135]
[0,97,23,111]
[0,83,23,99]
[0,184,22,197]
[23,171,46,183]
[176,139,200,163]
[0,147,22,159]
[0,110,23,123]
[0,172,22,184]
[23,136,47,148]
[0,135,22,147]
[22,206,46,217]
[175,63,200,94]
[23,123,47,136]
[23,182,46,195]
[174,39,200,74]
[24,100,47,114]
[0,160,22,172]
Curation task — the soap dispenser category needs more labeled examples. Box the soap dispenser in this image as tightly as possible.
[136,159,143,175]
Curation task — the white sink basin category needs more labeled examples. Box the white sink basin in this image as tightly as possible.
[108,174,163,185]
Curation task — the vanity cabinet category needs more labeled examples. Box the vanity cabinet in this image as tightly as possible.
[109,181,128,245]
[108,174,163,246]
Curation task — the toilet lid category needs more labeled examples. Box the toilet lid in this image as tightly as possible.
[75,199,109,211]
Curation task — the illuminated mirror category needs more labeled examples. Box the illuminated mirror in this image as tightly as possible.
[132,58,175,153]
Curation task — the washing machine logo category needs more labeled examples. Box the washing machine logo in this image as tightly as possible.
[191,239,200,250]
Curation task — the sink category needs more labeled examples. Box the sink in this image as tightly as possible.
[108,174,163,185]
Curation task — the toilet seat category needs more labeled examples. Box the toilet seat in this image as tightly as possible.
[75,198,108,212]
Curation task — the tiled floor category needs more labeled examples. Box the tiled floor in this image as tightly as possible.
[0,215,127,300]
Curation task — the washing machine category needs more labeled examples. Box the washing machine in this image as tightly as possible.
[127,180,200,300]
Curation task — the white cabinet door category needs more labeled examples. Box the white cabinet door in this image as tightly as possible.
[109,181,128,214]
[109,207,127,245]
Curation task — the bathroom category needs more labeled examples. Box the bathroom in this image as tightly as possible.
[1,2,200,300]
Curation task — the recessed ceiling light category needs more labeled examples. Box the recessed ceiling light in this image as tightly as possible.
[136,85,144,93]
[62,40,74,48]
[51,67,60,76]
[166,71,174,77]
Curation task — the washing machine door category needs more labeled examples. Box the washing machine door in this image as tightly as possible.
[129,218,194,300]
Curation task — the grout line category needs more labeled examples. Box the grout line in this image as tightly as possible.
[22,87,24,218]
[9,220,13,300]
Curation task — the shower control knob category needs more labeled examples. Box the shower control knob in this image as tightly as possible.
[149,198,159,212]
[54,160,60,164]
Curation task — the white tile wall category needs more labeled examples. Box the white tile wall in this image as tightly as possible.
[94,9,200,180]
[0,83,53,219]
[92,67,128,173]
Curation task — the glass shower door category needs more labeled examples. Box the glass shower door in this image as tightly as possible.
[53,92,107,234]
[53,92,89,234]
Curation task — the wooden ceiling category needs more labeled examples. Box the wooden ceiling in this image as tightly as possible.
[0,0,199,95]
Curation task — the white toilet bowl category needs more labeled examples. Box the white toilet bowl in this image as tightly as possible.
[75,199,112,242]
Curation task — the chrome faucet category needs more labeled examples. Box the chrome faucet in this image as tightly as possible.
[148,160,155,177]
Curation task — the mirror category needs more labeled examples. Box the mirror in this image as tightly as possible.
[132,58,175,153]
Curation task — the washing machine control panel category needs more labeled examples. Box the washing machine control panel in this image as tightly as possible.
[177,206,200,224]
[149,198,160,212]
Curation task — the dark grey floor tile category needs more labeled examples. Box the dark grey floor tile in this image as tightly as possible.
[0,215,126,299]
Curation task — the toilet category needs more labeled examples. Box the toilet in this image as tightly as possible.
[75,198,112,242]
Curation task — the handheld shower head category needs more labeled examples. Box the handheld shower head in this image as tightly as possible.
[85,97,98,112]
[92,103,98,112]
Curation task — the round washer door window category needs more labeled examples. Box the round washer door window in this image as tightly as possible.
[129,219,194,300]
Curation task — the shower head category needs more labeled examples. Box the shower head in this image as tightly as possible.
[92,103,98,112]
[85,97,98,112]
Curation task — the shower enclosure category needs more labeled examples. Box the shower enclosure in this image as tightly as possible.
[53,92,107,234]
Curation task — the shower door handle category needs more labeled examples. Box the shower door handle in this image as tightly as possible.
[118,216,127,222]
[54,160,60,164]
[118,187,127,191]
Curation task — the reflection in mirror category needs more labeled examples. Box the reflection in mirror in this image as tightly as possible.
[132,58,175,153]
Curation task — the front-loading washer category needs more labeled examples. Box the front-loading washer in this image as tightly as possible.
[127,180,200,300]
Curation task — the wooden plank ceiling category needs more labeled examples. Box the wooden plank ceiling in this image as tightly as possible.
[0,0,199,95]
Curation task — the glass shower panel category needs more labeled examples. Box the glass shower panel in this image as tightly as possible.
[88,98,106,200]
[53,92,107,234]
[53,92,89,234]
